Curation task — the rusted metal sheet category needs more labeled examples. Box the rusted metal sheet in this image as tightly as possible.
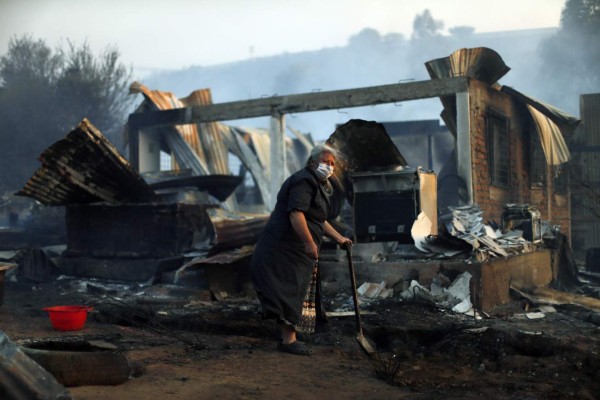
[148,175,243,202]
[0,331,71,399]
[181,89,229,175]
[218,125,271,209]
[17,119,157,205]
[130,82,208,172]
[500,85,581,136]
[526,104,571,165]
[501,85,579,165]
[426,47,511,85]
[181,89,238,211]
[206,208,269,254]
[425,47,579,167]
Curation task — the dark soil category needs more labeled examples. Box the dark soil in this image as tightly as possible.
[1,278,599,400]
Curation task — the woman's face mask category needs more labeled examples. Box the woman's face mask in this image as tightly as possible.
[315,162,334,180]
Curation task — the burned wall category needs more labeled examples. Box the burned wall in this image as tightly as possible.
[468,80,571,239]
[64,203,209,258]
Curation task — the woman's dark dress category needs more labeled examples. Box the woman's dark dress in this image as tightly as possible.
[250,167,331,332]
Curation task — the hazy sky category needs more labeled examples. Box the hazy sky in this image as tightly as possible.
[0,0,565,73]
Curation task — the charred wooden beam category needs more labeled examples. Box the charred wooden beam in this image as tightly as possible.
[127,77,469,130]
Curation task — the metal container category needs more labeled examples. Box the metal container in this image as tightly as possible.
[501,204,542,243]
[350,166,420,243]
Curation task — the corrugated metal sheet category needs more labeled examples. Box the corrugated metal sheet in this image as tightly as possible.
[207,208,269,254]
[181,89,238,211]
[181,89,229,175]
[579,94,600,185]
[129,82,210,174]
[501,85,580,135]
[571,94,600,254]
[218,124,310,209]
[217,125,270,209]
[501,86,579,165]
[581,94,600,146]
[162,129,210,176]
[526,105,571,165]
[17,119,157,205]
[0,331,70,400]
[425,48,579,166]
[426,47,510,85]
[130,83,315,210]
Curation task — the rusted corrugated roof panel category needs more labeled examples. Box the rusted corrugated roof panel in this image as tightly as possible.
[182,89,238,211]
[218,125,271,210]
[0,331,71,399]
[499,86,579,165]
[528,105,571,165]
[424,48,580,166]
[17,119,157,205]
[500,85,581,136]
[129,82,210,174]
[426,47,511,85]
[181,89,229,175]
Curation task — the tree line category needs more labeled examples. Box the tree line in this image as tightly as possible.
[0,36,132,193]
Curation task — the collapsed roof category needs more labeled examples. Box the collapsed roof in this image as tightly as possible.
[425,47,580,166]
[128,82,314,210]
[16,119,157,205]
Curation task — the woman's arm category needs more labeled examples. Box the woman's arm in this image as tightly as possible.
[290,210,319,259]
[323,220,353,248]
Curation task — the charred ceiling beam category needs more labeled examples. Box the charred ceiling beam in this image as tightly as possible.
[128,77,469,130]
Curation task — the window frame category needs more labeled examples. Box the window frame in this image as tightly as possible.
[486,107,511,189]
[529,126,546,188]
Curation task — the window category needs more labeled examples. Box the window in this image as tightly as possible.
[159,151,172,171]
[487,109,510,188]
[530,128,546,187]
[554,164,568,193]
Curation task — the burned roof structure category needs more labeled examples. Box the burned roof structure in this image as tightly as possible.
[425,47,579,167]
[15,118,268,281]
[16,119,157,206]
[128,82,314,212]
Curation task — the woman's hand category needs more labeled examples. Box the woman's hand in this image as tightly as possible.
[304,241,319,260]
[337,237,353,249]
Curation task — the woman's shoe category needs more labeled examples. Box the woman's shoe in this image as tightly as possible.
[278,340,312,356]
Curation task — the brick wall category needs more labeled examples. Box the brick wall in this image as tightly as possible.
[468,80,571,240]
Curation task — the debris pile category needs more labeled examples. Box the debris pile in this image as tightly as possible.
[414,204,538,261]
[399,271,474,314]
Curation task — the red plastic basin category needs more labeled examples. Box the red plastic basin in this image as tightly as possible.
[43,306,93,331]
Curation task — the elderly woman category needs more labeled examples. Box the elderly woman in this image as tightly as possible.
[251,144,352,356]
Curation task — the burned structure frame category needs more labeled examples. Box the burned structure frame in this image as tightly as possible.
[127,76,472,210]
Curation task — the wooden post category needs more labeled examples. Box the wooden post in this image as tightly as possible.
[269,113,286,210]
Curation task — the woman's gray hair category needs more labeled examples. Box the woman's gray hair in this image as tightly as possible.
[305,144,339,167]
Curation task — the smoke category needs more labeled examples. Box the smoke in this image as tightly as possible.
[142,24,567,145]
